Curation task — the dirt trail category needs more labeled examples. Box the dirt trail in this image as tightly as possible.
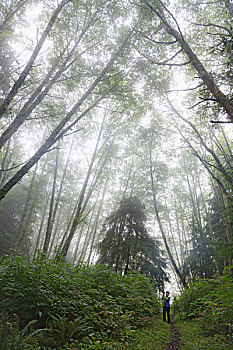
[165,316,182,350]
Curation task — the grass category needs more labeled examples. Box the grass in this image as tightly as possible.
[57,316,171,349]
[124,317,171,350]
[177,319,233,350]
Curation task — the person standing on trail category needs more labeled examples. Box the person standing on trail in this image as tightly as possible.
[162,291,171,323]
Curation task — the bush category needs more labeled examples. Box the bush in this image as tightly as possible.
[0,254,160,347]
[173,266,233,337]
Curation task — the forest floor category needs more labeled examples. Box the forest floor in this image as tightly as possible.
[122,315,233,350]
[165,316,182,350]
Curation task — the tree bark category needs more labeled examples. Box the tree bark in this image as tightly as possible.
[167,97,233,189]
[0,33,132,201]
[33,199,49,257]
[144,0,233,120]
[149,142,186,287]
[0,0,28,31]
[16,162,38,250]
[0,0,71,118]
[61,114,106,257]
[86,180,108,265]
[0,12,97,150]
[0,140,11,185]
[43,145,60,256]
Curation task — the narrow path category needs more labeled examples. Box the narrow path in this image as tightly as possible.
[165,316,182,350]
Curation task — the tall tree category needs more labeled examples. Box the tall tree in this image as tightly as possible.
[97,196,168,287]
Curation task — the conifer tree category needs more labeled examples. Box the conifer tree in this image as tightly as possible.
[97,196,168,287]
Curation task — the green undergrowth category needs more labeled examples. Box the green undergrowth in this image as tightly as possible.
[173,266,233,350]
[177,319,233,350]
[0,253,163,349]
[124,317,170,350]
[58,317,170,350]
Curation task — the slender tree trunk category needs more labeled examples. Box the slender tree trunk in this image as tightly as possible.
[43,145,60,256]
[33,199,49,257]
[48,207,62,257]
[211,134,233,171]
[78,207,96,264]
[16,162,38,250]
[167,97,233,187]
[0,14,97,149]
[181,129,228,195]
[0,140,11,184]
[0,33,132,201]
[72,224,85,265]
[183,156,201,228]
[149,143,186,287]
[178,201,189,255]
[0,0,28,31]
[115,220,124,273]
[174,197,185,265]
[61,114,109,257]
[220,125,233,161]
[50,136,75,231]
[0,0,71,119]
[86,180,108,265]
[145,1,233,120]
[198,177,220,273]
[165,205,181,268]
[124,245,131,275]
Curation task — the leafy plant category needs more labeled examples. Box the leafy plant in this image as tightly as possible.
[0,254,161,346]
[0,314,46,350]
[49,314,89,346]
[173,267,233,341]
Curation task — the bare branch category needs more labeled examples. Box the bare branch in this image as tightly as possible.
[187,20,232,35]
[60,128,84,138]
[198,157,221,171]
[0,161,27,172]
[134,45,190,66]
[189,98,217,109]
[156,0,185,41]
[210,120,233,124]
[137,30,177,45]
[166,83,204,93]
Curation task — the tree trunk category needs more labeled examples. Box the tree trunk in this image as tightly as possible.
[72,224,85,265]
[0,140,11,185]
[0,14,97,150]
[0,0,28,31]
[0,33,132,201]
[43,145,60,256]
[77,207,96,264]
[167,97,233,187]
[0,0,71,119]
[48,206,62,258]
[145,1,233,120]
[86,180,108,265]
[33,199,49,257]
[16,162,38,250]
[61,114,106,257]
[164,204,181,268]
[149,143,186,287]
[174,197,185,265]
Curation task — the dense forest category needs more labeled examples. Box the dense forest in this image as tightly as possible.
[0,0,232,349]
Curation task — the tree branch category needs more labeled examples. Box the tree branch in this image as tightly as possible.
[166,83,204,93]
[187,21,232,35]
[134,45,190,66]
[137,30,177,45]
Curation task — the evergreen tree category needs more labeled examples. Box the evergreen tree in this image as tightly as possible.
[97,196,168,288]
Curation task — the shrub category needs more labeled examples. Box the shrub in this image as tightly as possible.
[0,254,160,347]
[173,266,233,337]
